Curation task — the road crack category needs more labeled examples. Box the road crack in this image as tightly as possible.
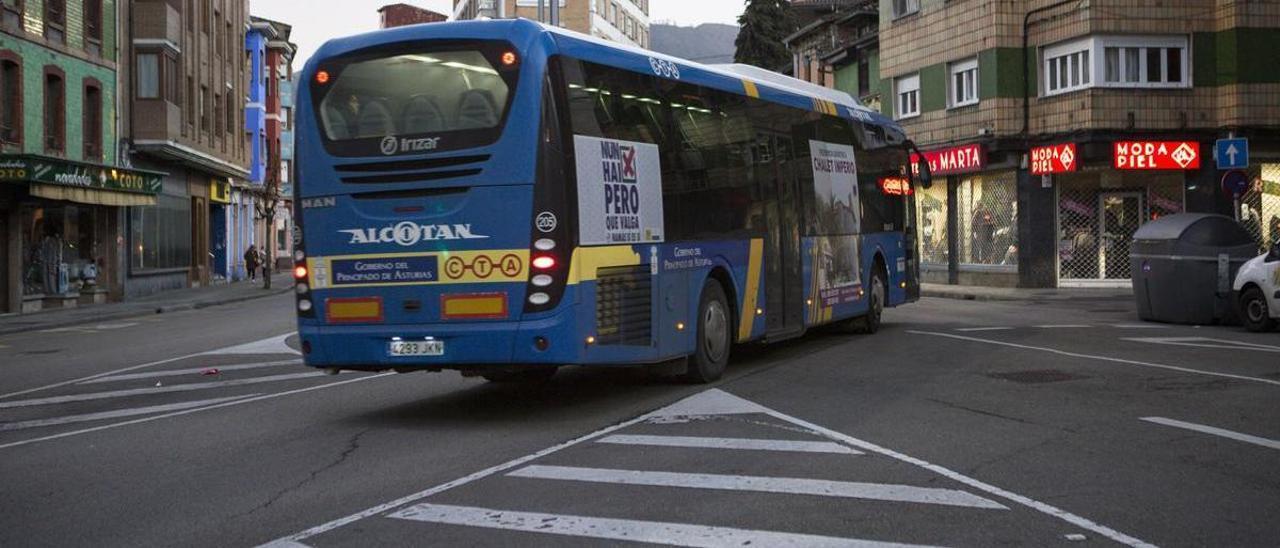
[233,428,371,520]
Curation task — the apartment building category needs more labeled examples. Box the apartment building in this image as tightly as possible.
[250,15,294,271]
[785,1,882,111]
[1,0,165,313]
[379,3,447,28]
[453,0,650,48]
[879,0,1280,288]
[122,0,251,295]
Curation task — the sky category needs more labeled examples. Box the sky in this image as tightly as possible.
[251,0,745,70]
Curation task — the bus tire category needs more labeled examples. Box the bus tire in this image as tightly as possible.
[481,367,558,384]
[684,279,731,383]
[849,266,885,334]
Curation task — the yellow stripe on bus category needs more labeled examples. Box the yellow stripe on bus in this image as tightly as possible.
[567,245,642,284]
[738,239,764,342]
[742,80,760,98]
[306,249,529,289]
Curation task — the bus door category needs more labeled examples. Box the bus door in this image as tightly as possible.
[757,132,804,337]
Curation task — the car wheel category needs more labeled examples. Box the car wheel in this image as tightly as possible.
[684,279,731,384]
[1239,287,1277,332]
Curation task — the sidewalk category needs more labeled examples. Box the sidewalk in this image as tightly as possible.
[921,283,1134,303]
[0,273,294,336]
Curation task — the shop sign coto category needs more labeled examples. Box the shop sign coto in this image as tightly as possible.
[910,144,985,176]
[1030,143,1077,175]
[0,154,163,194]
[1113,141,1200,170]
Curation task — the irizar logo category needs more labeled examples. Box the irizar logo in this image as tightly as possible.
[340,222,489,246]
[380,134,442,155]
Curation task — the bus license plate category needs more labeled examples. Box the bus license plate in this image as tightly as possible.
[388,340,444,357]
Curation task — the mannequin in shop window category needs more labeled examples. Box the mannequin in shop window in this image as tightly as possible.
[40,226,65,295]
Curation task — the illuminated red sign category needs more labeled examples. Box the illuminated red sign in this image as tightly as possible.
[910,144,985,176]
[1030,143,1078,175]
[1114,141,1200,170]
[878,176,913,196]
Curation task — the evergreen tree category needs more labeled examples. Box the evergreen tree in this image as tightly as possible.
[733,0,797,70]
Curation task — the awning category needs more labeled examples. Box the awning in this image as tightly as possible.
[30,183,157,206]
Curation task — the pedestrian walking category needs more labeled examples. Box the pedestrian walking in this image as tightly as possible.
[244,244,260,282]
[258,247,269,281]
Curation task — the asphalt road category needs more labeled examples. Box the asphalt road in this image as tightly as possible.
[1,292,1278,547]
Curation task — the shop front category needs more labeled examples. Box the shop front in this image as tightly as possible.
[1045,140,1198,287]
[913,143,1021,287]
[0,154,163,313]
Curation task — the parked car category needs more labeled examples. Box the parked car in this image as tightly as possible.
[1233,244,1280,332]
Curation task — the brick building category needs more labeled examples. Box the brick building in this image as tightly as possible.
[122,0,252,295]
[1,0,164,313]
[879,0,1280,287]
[249,16,295,271]
[453,0,650,48]
[785,1,882,111]
[379,3,447,29]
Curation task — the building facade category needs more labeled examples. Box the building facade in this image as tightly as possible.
[252,15,294,271]
[1,0,164,314]
[122,0,252,296]
[453,0,650,48]
[379,3,447,28]
[785,1,882,112]
[879,0,1280,287]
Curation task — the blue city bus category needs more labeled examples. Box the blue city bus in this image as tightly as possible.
[292,19,933,383]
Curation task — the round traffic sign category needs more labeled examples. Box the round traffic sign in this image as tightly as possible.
[1221,170,1249,198]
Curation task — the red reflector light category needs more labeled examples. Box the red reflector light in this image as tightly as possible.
[315,70,330,84]
[294,265,308,279]
[532,255,556,270]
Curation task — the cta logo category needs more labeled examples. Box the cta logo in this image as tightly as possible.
[339,222,489,246]
[380,135,442,155]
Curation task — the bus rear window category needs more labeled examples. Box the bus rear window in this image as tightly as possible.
[313,43,519,156]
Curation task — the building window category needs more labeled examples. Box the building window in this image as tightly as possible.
[226,93,235,135]
[186,76,195,128]
[43,68,65,154]
[84,0,103,55]
[44,0,66,43]
[163,53,178,102]
[201,0,210,34]
[186,0,195,32]
[948,58,978,108]
[1,0,22,31]
[200,85,210,132]
[857,56,870,97]
[895,73,919,119]
[1101,37,1188,88]
[1044,45,1090,96]
[83,80,102,161]
[0,55,20,145]
[892,0,919,18]
[214,92,223,140]
[130,195,193,271]
[137,53,160,98]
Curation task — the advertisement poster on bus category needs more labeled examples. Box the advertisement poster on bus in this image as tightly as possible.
[808,140,862,307]
[574,135,665,246]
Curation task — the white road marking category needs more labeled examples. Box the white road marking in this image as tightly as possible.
[0,372,328,409]
[598,434,863,455]
[210,333,298,355]
[0,395,259,431]
[508,465,1007,509]
[1122,337,1280,353]
[79,360,302,384]
[1035,325,1091,329]
[955,327,1013,332]
[1141,417,1280,451]
[0,373,393,450]
[264,389,1149,547]
[1111,324,1167,329]
[909,330,1280,388]
[0,332,298,400]
[387,503,936,548]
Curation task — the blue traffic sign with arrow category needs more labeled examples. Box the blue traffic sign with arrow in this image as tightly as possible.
[1215,138,1248,169]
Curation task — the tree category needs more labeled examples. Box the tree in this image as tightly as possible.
[734,0,797,71]
[252,175,282,290]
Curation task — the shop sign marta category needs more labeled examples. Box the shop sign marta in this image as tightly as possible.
[0,155,163,194]
[910,144,985,176]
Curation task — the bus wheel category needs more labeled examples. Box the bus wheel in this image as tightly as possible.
[684,279,731,383]
[481,367,558,384]
[849,268,885,334]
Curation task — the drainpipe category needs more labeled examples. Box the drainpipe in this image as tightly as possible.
[1022,0,1081,138]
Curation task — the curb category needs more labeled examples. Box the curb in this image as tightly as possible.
[0,285,293,336]
[921,290,1022,302]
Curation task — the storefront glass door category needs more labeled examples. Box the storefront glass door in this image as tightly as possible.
[1098,192,1144,280]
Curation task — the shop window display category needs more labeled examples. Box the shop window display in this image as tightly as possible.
[21,205,101,296]
[957,173,1018,266]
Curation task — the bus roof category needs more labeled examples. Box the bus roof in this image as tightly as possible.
[306,18,900,131]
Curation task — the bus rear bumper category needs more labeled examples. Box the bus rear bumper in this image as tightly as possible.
[297,309,599,370]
